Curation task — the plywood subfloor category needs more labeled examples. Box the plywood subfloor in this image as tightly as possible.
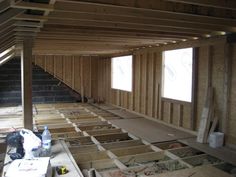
[109,118,194,143]
[179,137,236,166]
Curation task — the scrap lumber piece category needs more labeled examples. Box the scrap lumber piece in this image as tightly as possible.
[197,87,214,143]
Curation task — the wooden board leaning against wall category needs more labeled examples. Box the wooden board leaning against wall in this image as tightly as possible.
[33,36,236,148]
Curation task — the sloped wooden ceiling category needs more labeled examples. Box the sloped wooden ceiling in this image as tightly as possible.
[1,0,236,56]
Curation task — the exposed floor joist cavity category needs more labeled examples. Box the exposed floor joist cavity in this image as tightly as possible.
[0,102,235,177]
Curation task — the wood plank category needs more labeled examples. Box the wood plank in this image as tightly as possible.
[165,0,236,10]
[53,1,236,27]
[47,10,236,33]
[191,47,199,130]
[0,9,24,26]
[197,87,214,143]
[110,118,193,143]
[21,38,33,130]
[134,54,141,112]
[169,103,173,124]
[0,0,11,13]
[101,140,143,150]
[15,14,48,21]
[147,52,154,117]
[86,128,122,136]
[178,104,184,127]
[12,1,54,11]
[140,53,147,114]
[222,43,232,134]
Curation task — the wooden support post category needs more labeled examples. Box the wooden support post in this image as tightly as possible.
[21,38,33,130]
[222,43,232,134]
[191,47,199,130]
[178,104,184,127]
[207,46,213,87]
[80,57,84,103]
[169,102,173,124]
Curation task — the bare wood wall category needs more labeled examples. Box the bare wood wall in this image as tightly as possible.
[33,36,236,147]
[33,55,99,100]
[96,37,236,147]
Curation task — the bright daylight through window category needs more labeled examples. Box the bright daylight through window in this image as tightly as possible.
[111,55,132,92]
[162,48,193,102]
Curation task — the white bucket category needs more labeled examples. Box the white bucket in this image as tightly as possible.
[209,132,224,148]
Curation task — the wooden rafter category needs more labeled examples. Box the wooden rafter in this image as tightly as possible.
[48,11,236,33]
[165,0,236,10]
[12,1,54,11]
[0,8,24,25]
[14,14,48,22]
[14,21,43,28]
[54,0,236,26]
[1,0,235,55]
[46,19,204,36]
[0,0,11,13]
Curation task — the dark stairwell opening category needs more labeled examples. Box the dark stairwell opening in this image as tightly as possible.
[0,57,82,105]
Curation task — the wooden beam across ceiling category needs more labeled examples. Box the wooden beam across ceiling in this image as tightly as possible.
[11,1,54,11]
[0,8,24,26]
[40,24,196,38]
[0,0,11,13]
[46,19,204,36]
[54,1,236,27]
[48,11,236,33]
[1,0,234,55]
[14,14,48,22]
[14,21,43,28]
[37,33,183,42]
[164,0,236,10]
[13,27,41,33]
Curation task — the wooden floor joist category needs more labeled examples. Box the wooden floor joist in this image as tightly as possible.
[0,103,235,177]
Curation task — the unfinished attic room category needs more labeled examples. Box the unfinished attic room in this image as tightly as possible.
[1,0,236,177]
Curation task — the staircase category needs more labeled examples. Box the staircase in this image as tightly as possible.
[0,58,80,104]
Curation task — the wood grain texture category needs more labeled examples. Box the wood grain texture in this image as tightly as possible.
[33,37,236,147]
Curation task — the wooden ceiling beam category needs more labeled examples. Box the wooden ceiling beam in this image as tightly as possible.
[54,1,236,27]
[0,8,24,25]
[36,34,184,42]
[14,31,37,37]
[0,26,14,38]
[11,1,54,11]
[34,38,171,45]
[14,21,43,28]
[33,49,125,56]
[0,35,15,53]
[34,42,156,48]
[14,14,48,22]
[41,24,197,38]
[13,27,41,33]
[0,20,14,33]
[38,29,194,38]
[0,28,16,42]
[0,0,10,13]
[46,19,204,36]
[164,0,236,10]
[48,11,236,33]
